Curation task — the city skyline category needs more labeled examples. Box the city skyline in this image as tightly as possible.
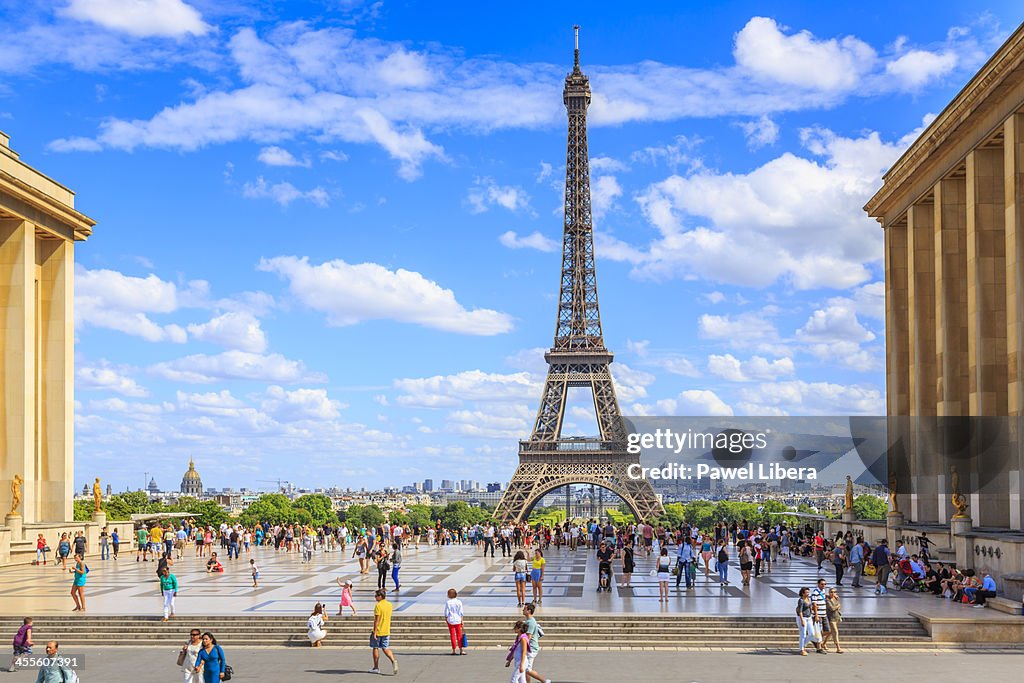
[2,1,1019,490]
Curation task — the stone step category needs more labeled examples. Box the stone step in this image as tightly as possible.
[986,597,1023,615]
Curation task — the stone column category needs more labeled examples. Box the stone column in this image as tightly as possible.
[966,147,1010,528]
[885,223,911,516]
[36,239,73,523]
[1005,113,1024,531]
[908,201,939,522]
[0,219,35,524]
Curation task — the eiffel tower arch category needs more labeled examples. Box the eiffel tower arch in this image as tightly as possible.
[495,27,662,524]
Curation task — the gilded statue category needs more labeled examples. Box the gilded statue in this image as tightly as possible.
[889,471,899,514]
[950,465,969,518]
[844,475,854,512]
[93,477,102,513]
[10,475,23,515]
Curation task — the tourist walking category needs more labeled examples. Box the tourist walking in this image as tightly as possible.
[738,541,753,587]
[355,536,369,574]
[369,589,398,676]
[513,551,529,606]
[505,621,530,683]
[795,587,820,656]
[307,602,328,647]
[530,549,545,604]
[69,553,87,612]
[390,542,402,592]
[99,527,110,560]
[160,566,178,621]
[825,587,843,652]
[444,588,465,655]
[178,628,203,683]
[136,526,150,562]
[111,528,120,560]
[675,537,694,590]
[250,559,259,588]
[33,641,75,682]
[375,546,391,591]
[620,538,635,587]
[872,539,891,594]
[810,578,830,648]
[35,535,47,566]
[336,579,357,616]
[521,603,551,683]
[832,541,846,586]
[56,533,71,569]
[656,547,671,601]
[716,539,730,585]
[8,617,32,672]
[193,633,228,683]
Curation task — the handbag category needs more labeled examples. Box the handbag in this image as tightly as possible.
[460,632,469,649]
[176,648,187,667]
[222,665,234,681]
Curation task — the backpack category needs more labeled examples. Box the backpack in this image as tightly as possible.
[60,669,79,683]
[718,548,728,563]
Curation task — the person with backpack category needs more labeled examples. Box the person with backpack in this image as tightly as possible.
[716,539,730,585]
[832,541,846,586]
[69,554,87,612]
[8,617,32,672]
[194,633,228,683]
[872,539,892,594]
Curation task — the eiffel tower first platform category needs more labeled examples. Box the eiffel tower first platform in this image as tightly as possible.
[495,28,663,523]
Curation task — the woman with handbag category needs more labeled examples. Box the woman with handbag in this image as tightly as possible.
[444,588,466,656]
[376,547,391,591]
[825,587,843,653]
[716,540,730,585]
[178,629,203,683]
[194,632,230,682]
[795,587,819,656]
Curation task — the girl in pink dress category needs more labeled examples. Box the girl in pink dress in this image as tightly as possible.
[335,578,357,616]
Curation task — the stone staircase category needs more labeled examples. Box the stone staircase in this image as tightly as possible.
[0,615,934,649]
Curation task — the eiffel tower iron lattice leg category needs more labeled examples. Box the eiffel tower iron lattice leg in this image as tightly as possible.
[496,461,662,523]
[496,28,663,524]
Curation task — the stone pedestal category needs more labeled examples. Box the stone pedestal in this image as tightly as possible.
[886,512,905,547]
[4,514,22,541]
[842,511,857,523]
[951,516,973,569]
[91,511,106,527]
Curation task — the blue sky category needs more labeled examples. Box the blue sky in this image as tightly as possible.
[2,0,1018,492]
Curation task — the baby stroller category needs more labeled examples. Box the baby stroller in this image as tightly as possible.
[597,562,612,591]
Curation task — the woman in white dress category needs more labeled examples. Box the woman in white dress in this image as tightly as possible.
[307,602,328,647]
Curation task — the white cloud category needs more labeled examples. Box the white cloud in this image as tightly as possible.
[590,156,629,173]
[447,407,531,439]
[259,255,513,335]
[591,175,622,220]
[738,380,883,415]
[631,135,702,170]
[320,150,349,162]
[611,363,656,403]
[150,350,321,384]
[885,50,958,88]
[76,266,191,343]
[187,311,267,353]
[733,17,876,92]
[850,281,885,319]
[499,230,558,252]
[626,122,929,289]
[61,0,211,38]
[394,370,538,408]
[707,353,795,382]
[703,291,726,304]
[536,162,553,183]
[77,364,148,397]
[467,177,532,214]
[699,312,778,344]
[261,386,345,421]
[257,146,311,167]
[796,302,875,343]
[242,177,328,207]
[660,390,734,417]
[356,108,446,180]
[737,115,780,149]
[88,397,167,414]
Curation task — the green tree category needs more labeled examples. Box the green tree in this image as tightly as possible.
[239,494,296,526]
[683,500,717,530]
[438,501,475,529]
[104,491,152,520]
[361,504,385,528]
[405,505,434,529]
[73,500,92,521]
[175,498,230,528]
[293,494,334,526]
[659,502,685,528]
[388,510,410,526]
[853,495,887,520]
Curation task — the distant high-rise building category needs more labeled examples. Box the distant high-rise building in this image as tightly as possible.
[423,479,433,492]
[105,484,112,496]
[441,479,455,491]
[487,482,503,493]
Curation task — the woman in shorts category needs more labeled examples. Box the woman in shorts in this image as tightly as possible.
[354,537,369,574]
[530,549,545,604]
[512,551,529,607]
[656,547,671,601]
[739,541,754,586]
[700,533,714,578]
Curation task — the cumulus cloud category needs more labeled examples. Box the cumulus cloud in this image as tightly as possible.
[591,175,623,220]
[737,380,883,415]
[76,266,191,343]
[77,364,148,397]
[707,353,795,382]
[187,311,267,353]
[467,177,532,214]
[150,350,322,384]
[60,0,211,38]
[393,370,538,408]
[885,50,958,88]
[257,146,311,167]
[259,256,513,335]
[737,115,780,149]
[647,390,734,417]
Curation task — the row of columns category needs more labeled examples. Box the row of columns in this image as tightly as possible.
[0,219,74,524]
[886,113,1024,530]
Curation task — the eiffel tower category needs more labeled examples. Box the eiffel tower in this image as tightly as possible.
[495,27,663,523]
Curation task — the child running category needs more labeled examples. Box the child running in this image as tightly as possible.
[336,578,357,616]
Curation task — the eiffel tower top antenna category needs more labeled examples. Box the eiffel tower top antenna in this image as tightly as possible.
[574,24,580,69]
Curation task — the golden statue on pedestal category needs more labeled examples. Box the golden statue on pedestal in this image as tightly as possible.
[889,471,900,514]
[9,475,23,515]
[93,477,102,513]
[844,475,854,512]
[950,465,969,518]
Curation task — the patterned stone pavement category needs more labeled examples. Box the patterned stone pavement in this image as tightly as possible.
[0,540,994,618]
